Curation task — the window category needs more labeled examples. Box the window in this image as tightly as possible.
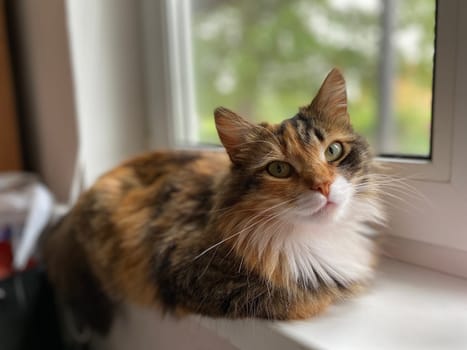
[164,0,451,180]
[153,0,467,277]
[189,0,435,159]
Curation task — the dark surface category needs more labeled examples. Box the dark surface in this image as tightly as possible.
[0,268,66,350]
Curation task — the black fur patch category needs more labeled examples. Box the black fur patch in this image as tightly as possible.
[296,113,313,131]
[314,128,325,142]
[338,136,370,178]
[289,113,315,144]
[276,122,286,137]
[186,187,214,225]
[131,153,200,186]
[150,182,180,219]
[154,243,178,310]
[218,167,261,209]
[68,255,116,335]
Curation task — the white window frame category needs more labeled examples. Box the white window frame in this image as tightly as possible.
[141,0,198,148]
[141,0,467,278]
[379,0,456,183]
[377,0,467,278]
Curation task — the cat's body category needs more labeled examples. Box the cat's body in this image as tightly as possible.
[43,69,384,334]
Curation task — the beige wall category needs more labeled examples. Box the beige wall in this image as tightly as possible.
[10,0,150,201]
[65,0,147,187]
[9,0,78,202]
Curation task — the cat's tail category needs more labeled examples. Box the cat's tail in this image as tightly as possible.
[41,210,116,339]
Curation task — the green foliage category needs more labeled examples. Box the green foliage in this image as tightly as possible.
[192,0,436,156]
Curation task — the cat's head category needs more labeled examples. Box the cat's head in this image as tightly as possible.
[214,68,381,226]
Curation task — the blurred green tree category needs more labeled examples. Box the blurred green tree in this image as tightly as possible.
[192,0,435,156]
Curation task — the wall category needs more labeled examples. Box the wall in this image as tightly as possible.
[65,0,148,187]
[8,0,77,202]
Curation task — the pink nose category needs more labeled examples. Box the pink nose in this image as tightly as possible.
[311,182,331,197]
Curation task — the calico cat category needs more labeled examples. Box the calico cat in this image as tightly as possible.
[43,68,384,335]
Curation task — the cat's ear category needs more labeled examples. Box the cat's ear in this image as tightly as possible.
[214,107,259,163]
[308,68,349,122]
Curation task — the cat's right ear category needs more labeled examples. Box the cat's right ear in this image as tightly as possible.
[308,68,349,123]
[214,107,259,164]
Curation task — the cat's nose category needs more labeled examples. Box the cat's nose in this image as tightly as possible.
[311,182,331,197]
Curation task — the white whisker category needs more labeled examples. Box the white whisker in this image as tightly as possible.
[194,198,296,261]
[192,231,243,261]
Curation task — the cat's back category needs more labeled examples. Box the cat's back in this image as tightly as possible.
[46,149,228,249]
[43,149,230,331]
[54,150,229,230]
[97,149,229,192]
[68,150,229,238]
[79,149,227,212]
[46,149,228,253]
[124,149,229,184]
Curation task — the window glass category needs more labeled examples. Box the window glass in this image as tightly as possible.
[191,0,436,157]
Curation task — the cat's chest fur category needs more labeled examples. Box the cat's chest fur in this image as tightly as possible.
[281,221,376,288]
[230,220,375,291]
[232,201,380,291]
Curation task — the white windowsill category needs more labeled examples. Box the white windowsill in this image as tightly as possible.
[198,258,467,350]
[101,258,467,350]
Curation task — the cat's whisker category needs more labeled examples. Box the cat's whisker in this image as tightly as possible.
[364,173,421,190]
[355,181,427,206]
[353,173,429,205]
[237,253,245,273]
[234,218,283,274]
[246,210,290,257]
[210,206,258,215]
[214,197,296,216]
[240,208,303,284]
[233,204,293,249]
[192,232,244,261]
[195,199,296,261]
[358,191,420,212]
[197,245,219,281]
[233,205,293,261]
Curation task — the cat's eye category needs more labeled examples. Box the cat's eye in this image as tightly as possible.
[266,161,292,178]
[325,142,344,162]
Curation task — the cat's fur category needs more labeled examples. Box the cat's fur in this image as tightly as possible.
[43,69,384,335]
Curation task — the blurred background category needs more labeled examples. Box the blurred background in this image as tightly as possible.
[191,0,436,156]
[0,0,436,201]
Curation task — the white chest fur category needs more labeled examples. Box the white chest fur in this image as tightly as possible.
[248,194,384,289]
[282,220,376,288]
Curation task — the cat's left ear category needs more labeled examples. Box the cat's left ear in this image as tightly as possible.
[214,107,260,164]
[308,68,349,122]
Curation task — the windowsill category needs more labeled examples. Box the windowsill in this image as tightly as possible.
[101,257,467,350]
[198,258,467,350]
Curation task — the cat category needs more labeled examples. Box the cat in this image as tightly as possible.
[43,68,384,335]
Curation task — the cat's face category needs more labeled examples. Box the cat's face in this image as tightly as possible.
[215,69,375,227]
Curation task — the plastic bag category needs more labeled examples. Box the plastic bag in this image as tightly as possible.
[0,173,54,279]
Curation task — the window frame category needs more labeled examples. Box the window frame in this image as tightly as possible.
[379,0,467,278]
[142,0,198,149]
[144,0,467,277]
[378,0,456,183]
